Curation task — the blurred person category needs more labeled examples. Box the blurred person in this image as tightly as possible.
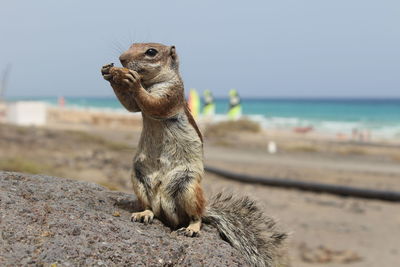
[202,89,215,117]
[188,88,200,119]
[227,89,241,120]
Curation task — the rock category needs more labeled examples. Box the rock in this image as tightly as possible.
[0,171,247,266]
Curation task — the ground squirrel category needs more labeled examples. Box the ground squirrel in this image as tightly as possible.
[101,43,287,267]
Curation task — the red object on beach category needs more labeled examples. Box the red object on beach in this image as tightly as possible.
[293,126,313,134]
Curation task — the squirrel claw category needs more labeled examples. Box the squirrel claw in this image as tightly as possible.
[131,210,154,225]
[176,227,199,237]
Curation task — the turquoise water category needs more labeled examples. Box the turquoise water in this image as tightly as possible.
[8,96,400,138]
[215,98,400,122]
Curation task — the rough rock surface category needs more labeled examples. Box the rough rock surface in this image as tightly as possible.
[0,171,247,266]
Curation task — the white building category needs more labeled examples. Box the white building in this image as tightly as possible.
[6,101,47,126]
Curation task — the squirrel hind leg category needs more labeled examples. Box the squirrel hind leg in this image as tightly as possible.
[166,170,205,215]
[176,216,202,237]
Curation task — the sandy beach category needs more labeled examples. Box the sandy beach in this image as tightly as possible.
[1,107,400,266]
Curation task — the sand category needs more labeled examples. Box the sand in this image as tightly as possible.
[1,107,399,266]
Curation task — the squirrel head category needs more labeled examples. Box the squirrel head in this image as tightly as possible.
[119,43,179,86]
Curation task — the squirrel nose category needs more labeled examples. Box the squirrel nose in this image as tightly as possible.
[119,53,130,67]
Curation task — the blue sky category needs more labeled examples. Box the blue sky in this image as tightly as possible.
[1,0,399,98]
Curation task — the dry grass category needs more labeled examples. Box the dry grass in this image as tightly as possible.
[15,126,30,135]
[391,154,400,162]
[66,130,133,151]
[283,144,319,153]
[214,139,237,147]
[0,157,58,175]
[336,147,368,155]
[204,119,261,138]
[98,181,121,191]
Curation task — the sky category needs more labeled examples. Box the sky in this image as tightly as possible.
[0,0,399,98]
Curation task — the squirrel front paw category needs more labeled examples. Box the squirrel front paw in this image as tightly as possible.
[119,69,142,91]
[101,63,114,81]
[101,63,142,91]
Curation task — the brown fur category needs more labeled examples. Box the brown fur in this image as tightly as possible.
[184,103,203,143]
[134,86,184,119]
[194,183,206,215]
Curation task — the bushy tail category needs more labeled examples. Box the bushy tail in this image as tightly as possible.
[203,193,288,267]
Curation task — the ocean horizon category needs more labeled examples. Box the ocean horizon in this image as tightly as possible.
[6,96,400,138]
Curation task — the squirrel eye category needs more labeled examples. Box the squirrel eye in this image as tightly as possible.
[145,48,158,57]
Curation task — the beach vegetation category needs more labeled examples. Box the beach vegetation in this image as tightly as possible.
[391,154,400,162]
[204,118,261,138]
[337,147,368,155]
[283,144,319,153]
[0,157,57,175]
[66,130,133,151]
[98,181,120,191]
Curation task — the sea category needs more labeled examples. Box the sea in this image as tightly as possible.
[7,96,400,139]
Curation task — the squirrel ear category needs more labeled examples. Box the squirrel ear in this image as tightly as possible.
[170,45,177,60]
